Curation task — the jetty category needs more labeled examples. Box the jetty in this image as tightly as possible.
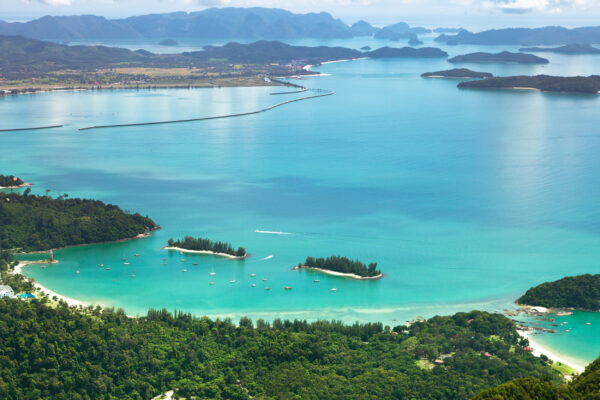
[78,89,334,131]
[0,125,63,132]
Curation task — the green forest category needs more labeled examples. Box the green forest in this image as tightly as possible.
[167,236,246,257]
[0,175,24,187]
[517,274,600,310]
[0,189,157,252]
[474,356,600,399]
[0,300,566,400]
[301,255,381,277]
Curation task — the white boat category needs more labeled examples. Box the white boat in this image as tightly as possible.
[129,274,136,278]
[265,287,270,291]
[98,264,104,267]
[182,269,188,272]
[262,278,267,281]
[209,272,216,276]
[250,273,256,277]
[75,270,80,274]
[124,262,130,265]
[230,280,236,283]
[251,284,256,287]
[210,282,215,285]
[331,288,337,292]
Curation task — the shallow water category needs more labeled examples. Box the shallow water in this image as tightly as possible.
[2,39,600,363]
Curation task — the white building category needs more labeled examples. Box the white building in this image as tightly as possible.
[0,285,15,299]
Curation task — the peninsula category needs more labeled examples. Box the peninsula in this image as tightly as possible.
[449,51,549,64]
[165,236,247,259]
[458,75,600,94]
[421,68,493,78]
[0,188,157,252]
[0,174,30,189]
[519,43,600,54]
[293,255,382,279]
[517,274,600,310]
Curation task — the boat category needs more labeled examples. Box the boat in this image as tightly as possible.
[265,287,270,291]
[40,265,47,269]
[180,259,186,262]
[313,279,320,283]
[284,286,292,290]
[209,272,216,276]
[182,269,188,272]
[251,284,256,287]
[124,262,130,265]
[135,254,140,257]
[75,270,80,274]
[331,288,337,292]
[230,280,236,284]
[129,274,136,278]
[98,264,104,267]
[210,282,215,285]
[262,278,267,281]
[193,263,199,266]
[250,273,256,277]
[586,322,591,325]
[179,251,183,255]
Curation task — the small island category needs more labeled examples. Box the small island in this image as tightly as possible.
[458,75,600,94]
[519,43,600,55]
[517,274,600,311]
[158,39,178,46]
[408,36,423,46]
[449,51,549,64]
[365,46,448,58]
[165,236,247,259]
[421,68,493,79]
[360,46,371,51]
[293,255,382,279]
[0,174,30,189]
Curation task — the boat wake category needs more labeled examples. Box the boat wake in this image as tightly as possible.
[259,255,274,261]
[254,230,294,235]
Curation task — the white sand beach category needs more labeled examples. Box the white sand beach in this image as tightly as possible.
[295,265,383,280]
[518,329,586,374]
[163,246,247,259]
[14,262,87,307]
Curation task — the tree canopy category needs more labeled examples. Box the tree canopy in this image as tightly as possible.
[517,274,600,310]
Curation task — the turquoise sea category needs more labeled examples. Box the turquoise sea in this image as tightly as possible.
[2,37,600,365]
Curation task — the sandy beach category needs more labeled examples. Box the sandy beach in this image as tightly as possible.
[518,329,586,374]
[0,182,32,189]
[294,265,383,280]
[163,246,248,259]
[13,262,87,307]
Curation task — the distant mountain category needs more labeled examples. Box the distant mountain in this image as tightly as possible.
[366,46,448,58]
[519,44,600,54]
[449,51,549,64]
[349,20,378,36]
[0,8,355,40]
[187,41,361,64]
[421,68,493,78]
[373,27,410,41]
[436,26,600,45]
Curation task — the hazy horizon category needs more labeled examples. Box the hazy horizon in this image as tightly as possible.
[3,1,600,31]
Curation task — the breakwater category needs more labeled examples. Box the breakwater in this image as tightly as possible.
[78,90,334,131]
[0,125,63,133]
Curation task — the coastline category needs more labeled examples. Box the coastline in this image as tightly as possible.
[293,265,383,280]
[163,246,248,260]
[517,328,586,374]
[0,182,32,189]
[13,261,87,307]
[22,229,159,255]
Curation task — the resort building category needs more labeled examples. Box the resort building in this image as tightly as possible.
[0,285,16,299]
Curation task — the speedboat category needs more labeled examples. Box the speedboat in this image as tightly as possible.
[209,272,216,276]
[331,288,337,292]
[313,280,320,283]
[230,280,236,284]
[284,286,292,290]
[251,283,256,287]
[250,273,256,277]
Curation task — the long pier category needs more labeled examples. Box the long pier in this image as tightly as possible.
[78,90,334,131]
[0,125,63,133]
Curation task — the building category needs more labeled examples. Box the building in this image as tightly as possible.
[0,285,15,299]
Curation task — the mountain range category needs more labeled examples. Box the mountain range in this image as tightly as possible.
[0,8,423,42]
[436,26,600,45]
